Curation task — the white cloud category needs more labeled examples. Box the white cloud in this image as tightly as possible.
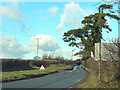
[0,34,79,60]
[55,49,71,59]
[36,49,72,60]
[0,34,61,58]
[31,34,75,59]
[30,34,79,59]
[56,2,93,30]
[0,5,29,34]
[0,35,31,58]
[48,7,58,17]
[42,49,80,60]
[37,7,58,21]
[31,34,60,51]
[10,2,19,7]
[0,6,24,22]
[2,0,20,7]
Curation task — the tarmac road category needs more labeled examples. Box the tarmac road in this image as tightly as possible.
[2,65,87,88]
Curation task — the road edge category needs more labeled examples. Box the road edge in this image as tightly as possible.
[71,67,90,88]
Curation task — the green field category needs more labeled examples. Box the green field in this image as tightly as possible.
[2,64,73,82]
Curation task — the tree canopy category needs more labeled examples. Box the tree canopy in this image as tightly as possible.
[63,4,120,57]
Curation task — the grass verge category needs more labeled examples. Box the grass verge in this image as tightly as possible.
[77,71,119,88]
[77,72,103,88]
[77,69,119,88]
[2,64,73,82]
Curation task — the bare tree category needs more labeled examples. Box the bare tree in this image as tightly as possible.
[102,38,120,61]
[100,38,120,87]
[42,54,48,60]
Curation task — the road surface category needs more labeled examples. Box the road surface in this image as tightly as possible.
[2,65,87,88]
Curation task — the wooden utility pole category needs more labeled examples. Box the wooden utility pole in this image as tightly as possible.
[118,1,120,61]
[37,38,39,57]
[98,42,101,80]
[72,49,75,61]
[34,38,41,58]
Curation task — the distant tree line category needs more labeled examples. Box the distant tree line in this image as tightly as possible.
[42,54,65,60]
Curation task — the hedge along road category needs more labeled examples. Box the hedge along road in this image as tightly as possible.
[2,65,87,88]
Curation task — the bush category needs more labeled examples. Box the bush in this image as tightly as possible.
[81,58,120,88]
[2,59,33,72]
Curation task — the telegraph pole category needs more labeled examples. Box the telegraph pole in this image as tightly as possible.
[118,1,120,61]
[98,7,101,80]
[37,38,38,57]
[70,34,75,61]
[34,38,41,58]
[98,41,101,80]
[72,49,75,60]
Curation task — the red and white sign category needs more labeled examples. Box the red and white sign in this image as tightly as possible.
[39,65,46,70]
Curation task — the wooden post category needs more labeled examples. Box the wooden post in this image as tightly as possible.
[34,38,41,59]
[37,38,38,57]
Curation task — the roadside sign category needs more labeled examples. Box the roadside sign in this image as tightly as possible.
[39,65,46,70]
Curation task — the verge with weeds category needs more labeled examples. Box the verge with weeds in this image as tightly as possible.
[77,58,120,88]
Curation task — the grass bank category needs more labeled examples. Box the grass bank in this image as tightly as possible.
[2,64,73,82]
[77,72,102,88]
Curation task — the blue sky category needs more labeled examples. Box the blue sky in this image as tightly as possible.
[0,1,119,60]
